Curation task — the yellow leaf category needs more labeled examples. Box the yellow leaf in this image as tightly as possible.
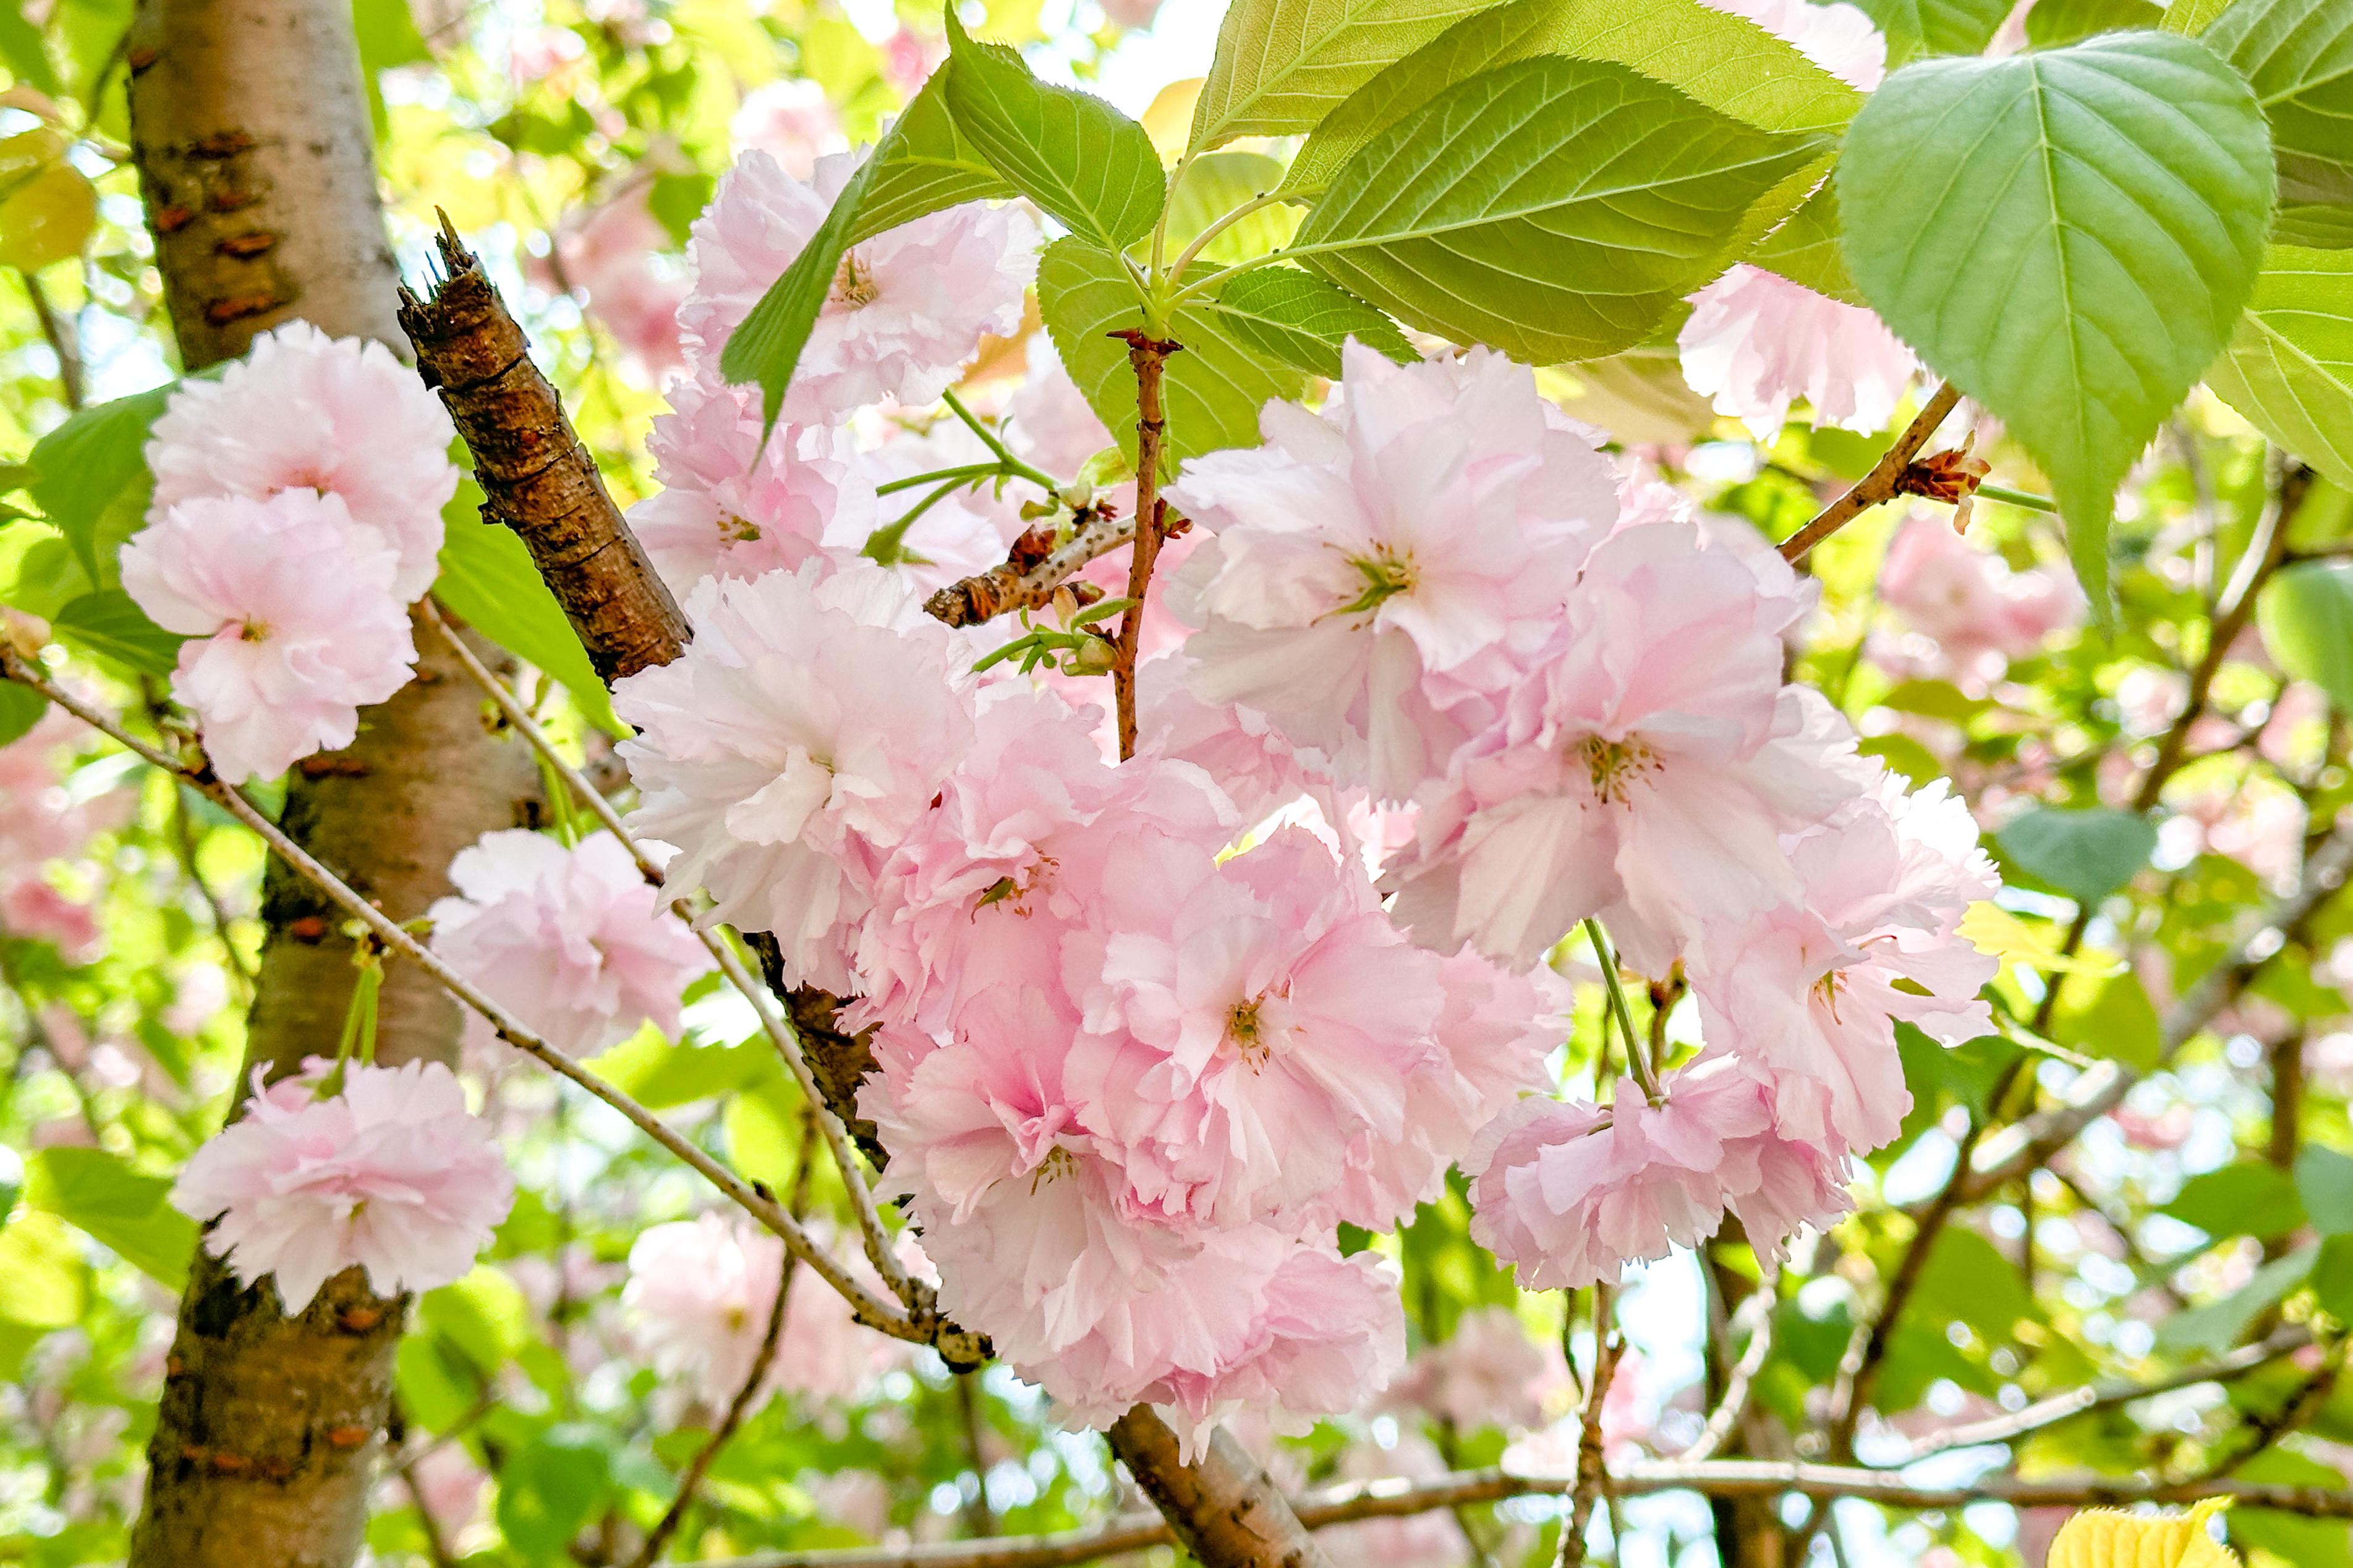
[1142,77,1204,163]
[1957,902,2126,977]
[2048,1501,2240,1568]
[0,159,96,271]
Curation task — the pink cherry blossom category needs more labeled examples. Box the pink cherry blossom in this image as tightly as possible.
[1879,514,2083,674]
[1165,343,1619,798]
[730,78,848,179]
[615,561,977,991]
[1701,0,1887,88]
[0,713,109,957]
[1691,776,1998,1155]
[623,1212,909,1410]
[1384,523,1843,973]
[1006,334,1116,475]
[427,829,713,1058]
[145,321,457,601]
[628,367,877,595]
[534,187,689,375]
[170,1059,514,1312]
[1387,1303,1571,1434]
[1678,265,1916,439]
[121,491,420,784]
[681,149,1036,420]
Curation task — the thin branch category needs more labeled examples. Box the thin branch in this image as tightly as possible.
[1108,331,1180,761]
[167,781,255,996]
[1559,1284,1624,1568]
[1777,384,1962,562]
[20,269,83,410]
[924,511,1136,629]
[418,599,926,1320]
[2196,1334,2346,1482]
[694,1464,2353,1568]
[1680,1279,1775,1464]
[0,648,969,1358]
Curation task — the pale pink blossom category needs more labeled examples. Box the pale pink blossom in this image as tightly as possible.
[1384,523,1844,973]
[427,829,713,1057]
[1691,777,1998,1155]
[1701,0,1886,88]
[681,149,1037,420]
[1679,265,1915,439]
[405,1443,488,1532]
[145,321,456,600]
[1165,344,1618,798]
[731,78,847,179]
[1135,655,1323,825]
[628,367,878,595]
[1068,829,1445,1231]
[170,1059,514,1312]
[2158,778,2307,894]
[615,561,976,991]
[623,1212,906,1410]
[534,188,688,374]
[1007,334,1115,475]
[0,713,106,956]
[1387,1304,1570,1434]
[1878,514,2083,672]
[121,491,419,784]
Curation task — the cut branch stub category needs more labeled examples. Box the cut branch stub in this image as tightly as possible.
[396,221,691,683]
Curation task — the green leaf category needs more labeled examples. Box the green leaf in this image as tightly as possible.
[2206,245,2353,491]
[1165,151,1300,266]
[433,508,624,737]
[1206,268,1416,378]
[1287,56,1826,364]
[2257,559,2353,710]
[2049,969,2162,1070]
[1995,806,2158,904]
[2297,1143,2353,1234]
[718,151,887,433]
[25,383,170,586]
[1916,1226,2040,1342]
[0,682,46,746]
[497,1424,615,1562]
[0,2,60,98]
[52,588,187,676]
[2200,0,2353,206]
[1039,236,1306,465]
[1282,0,1862,199]
[2027,0,2166,46]
[0,1211,85,1328]
[2156,1246,2313,1354]
[942,9,1164,252]
[352,0,431,141]
[2162,1160,2310,1239]
[23,1146,198,1289]
[1749,182,1866,306]
[851,69,1018,245]
[1839,33,2276,614]
[2275,203,2353,247]
[1847,0,2016,62]
[1188,0,1492,151]
[2313,1231,2353,1320]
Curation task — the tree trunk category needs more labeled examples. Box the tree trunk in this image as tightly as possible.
[124,0,535,1561]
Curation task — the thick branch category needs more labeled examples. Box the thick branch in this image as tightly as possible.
[1105,1407,1333,1568]
[1777,384,1963,562]
[397,221,689,684]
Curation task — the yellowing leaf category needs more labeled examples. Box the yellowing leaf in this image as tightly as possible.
[0,158,95,272]
[1956,903,2125,977]
[1142,77,1204,161]
[2047,1501,2240,1568]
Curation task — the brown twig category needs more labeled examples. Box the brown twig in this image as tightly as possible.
[1559,1284,1625,1568]
[396,217,689,684]
[20,270,83,410]
[1777,384,1963,563]
[1107,331,1180,761]
[924,511,1136,629]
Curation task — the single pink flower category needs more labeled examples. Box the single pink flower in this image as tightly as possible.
[1879,513,2083,672]
[1679,265,1916,439]
[535,187,689,374]
[615,561,977,991]
[730,78,848,180]
[170,1059,514,1311]
[146,321,457,600]
[1387,1303,1572,1435]
[1165,344,1619,798]
[427,829,713,1058]
[681,149,1036,420]
[121,491,419,784]
[0,712,108,957]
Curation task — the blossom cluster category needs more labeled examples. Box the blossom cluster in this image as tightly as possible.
[123,323,459,782]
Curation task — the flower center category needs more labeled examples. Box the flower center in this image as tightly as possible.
[1578,735,1661,806]
[719,512,763,544]
[829,252,880,310]
[1028,1145,1078,1193]
[239,620,271,643]
[1334,546,1416,617]
[974,855,1056,919]
[1225,998,1271,1069]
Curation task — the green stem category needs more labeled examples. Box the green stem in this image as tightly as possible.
[1165,190,1288,290]
[1976,482,2057,515]
[866,477,968,564]
[939,387,1059,493]
[874,461,1016,498]
[1583,919,1659,1106]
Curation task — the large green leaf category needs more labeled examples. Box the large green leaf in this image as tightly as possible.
[1995,805,2157,904]
[1038,237,1306,466]
[1206,268,1416,377]
[1283,0,1860,196]
[1285,56,1826,363]
[1748,182,1865,305]
[2257,558,2353,710]
[1847,0,2014,63]
[24,1147,198,1290]
[2161,1159,2309,1239]
[52,588,186,676]
[1837,32,2275,612]
[1164,151,1300,266]
[1187,0,1491,150]
[434,502,624,736]
[2206,245,2353,489]
[2276,203,2353,247]
[2025,0,2164,46]
[942,11,1163,252]
[25,383,169,587]
[2200,0,2353,206]
[848,69,1017,245]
